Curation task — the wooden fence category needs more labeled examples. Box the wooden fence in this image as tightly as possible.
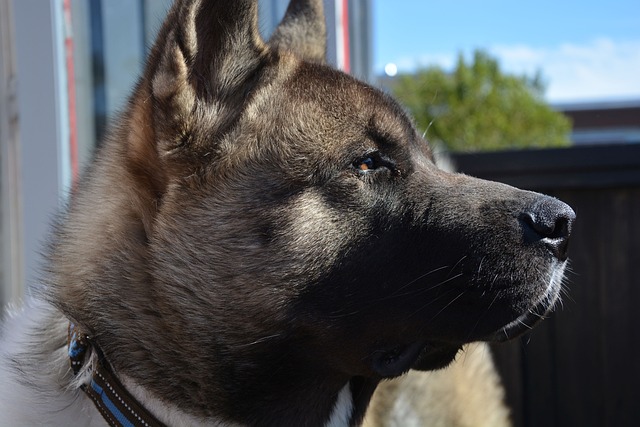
[452,144,640,427]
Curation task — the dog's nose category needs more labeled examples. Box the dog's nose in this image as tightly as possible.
[521,196,576,261]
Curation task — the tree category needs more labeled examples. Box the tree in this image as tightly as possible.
[391,50,571,152]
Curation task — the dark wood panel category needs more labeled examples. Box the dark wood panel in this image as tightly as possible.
[552,190,606,427]
[452,144,640,190]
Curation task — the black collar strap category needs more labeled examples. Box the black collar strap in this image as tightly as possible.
[67,323,167,427]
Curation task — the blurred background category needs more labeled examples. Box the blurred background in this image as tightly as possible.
[0,1,638,426]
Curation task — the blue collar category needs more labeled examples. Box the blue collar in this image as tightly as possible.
[68,323,167,427]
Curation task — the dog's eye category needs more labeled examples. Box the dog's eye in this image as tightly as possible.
[354,155,380,172]
[356,156,376,171]
[352,152,398,176]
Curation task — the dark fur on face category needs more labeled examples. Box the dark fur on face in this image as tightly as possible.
[45,0,574,425]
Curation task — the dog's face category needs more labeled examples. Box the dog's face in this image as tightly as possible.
[150,60,571,376]
[51,0,574,424]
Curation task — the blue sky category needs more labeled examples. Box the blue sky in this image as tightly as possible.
[373,0,640,103]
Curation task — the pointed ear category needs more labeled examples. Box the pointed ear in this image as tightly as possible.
[148,0,268,152]
[268,0,326,63]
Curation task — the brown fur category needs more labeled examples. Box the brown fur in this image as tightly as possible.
[1,1,574,425]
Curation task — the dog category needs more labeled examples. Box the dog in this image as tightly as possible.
[0,0,574,425]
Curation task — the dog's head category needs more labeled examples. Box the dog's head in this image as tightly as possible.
[51,0,574,424]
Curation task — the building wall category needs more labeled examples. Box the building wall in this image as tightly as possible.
[9,0,70,301]
[555,100,640,145]
[0,0,23,307]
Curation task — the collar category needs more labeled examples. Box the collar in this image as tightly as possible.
[67,323,167,427]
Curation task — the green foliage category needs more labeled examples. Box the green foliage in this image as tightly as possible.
[391,50,572,152]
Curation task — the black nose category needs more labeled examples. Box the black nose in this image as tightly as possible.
[521,196,576,261]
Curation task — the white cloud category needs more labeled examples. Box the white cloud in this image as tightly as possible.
[386,53,457,73]
[491,38,640,102]
[383,38,640,103]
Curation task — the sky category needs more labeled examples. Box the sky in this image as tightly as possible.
[373,0,640,103]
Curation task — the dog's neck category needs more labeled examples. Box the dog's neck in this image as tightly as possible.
[68,323,378,426]
[110,372,377,427]
[122,376,376,427]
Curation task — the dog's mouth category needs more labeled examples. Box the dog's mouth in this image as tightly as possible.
[369,341,461,378]
[368,269,564,378]
[369,303,551,378]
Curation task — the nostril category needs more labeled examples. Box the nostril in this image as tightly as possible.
[521,196,576,261]
[551,216,571,240]
[522,211,571,240]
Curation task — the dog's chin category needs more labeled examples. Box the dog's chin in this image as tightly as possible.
[485,265,565,342]
[486,295,557,342]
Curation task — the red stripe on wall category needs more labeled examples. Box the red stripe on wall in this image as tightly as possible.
[63,0,78,182]
[341,0,350,73]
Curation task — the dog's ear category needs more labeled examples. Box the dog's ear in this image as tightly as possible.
[147,0,267,153]
[268,0,326,62]
[117,0,268,232]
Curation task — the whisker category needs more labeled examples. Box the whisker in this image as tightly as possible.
[235,333,282,348]
[449,255,467,273]
[403,287,460,321]
[393,272,467,302]
[427,290,467,322]
[466,292,501,341]
[517,318,533,330]
[388,265,451,297]
[416,272,465,295]
[476,256,486,276]
[386,255,468,300]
